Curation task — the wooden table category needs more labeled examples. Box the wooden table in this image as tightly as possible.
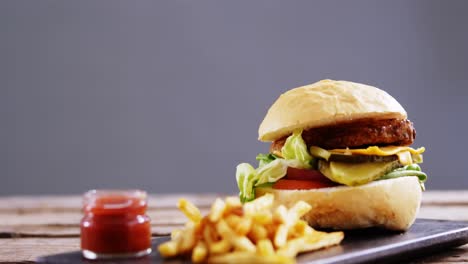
[1,191,468,263]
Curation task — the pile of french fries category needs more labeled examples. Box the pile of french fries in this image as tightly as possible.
[158,194,344,263]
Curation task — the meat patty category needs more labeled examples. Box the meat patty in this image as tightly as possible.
[271,119,416,152]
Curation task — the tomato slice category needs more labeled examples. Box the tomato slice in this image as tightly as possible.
[285,167,330,182]
[273,179,337,190]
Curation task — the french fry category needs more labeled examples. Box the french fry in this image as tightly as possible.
[233,236,256,253]
[159,194,344,264]
[225,214,252,236]
[289,220,308,238]
[244,193,274,216]
[192,241,208,263]
[275,201,312,244]
[203,223,217,245]
[273,205,288,224]
[225,214,242,229]
[208,251,294,264]
[158,240,178,258]
[209,239,231,255]
[274,224,289,248]
[300,231,344,253]
[265,221,280,240]
[178,226,197,253]
[217,220,256,252]
[251,211,274,225]
[225,196,242,209]
[234,217,252,236]
[178,198,202,223]
[215,219,232,239]
[256,239,275,256]
[278,237,306,258]
[209,198,226,222]
[288,201,312,221]
[170,229,182,240]
[248,224,268,243]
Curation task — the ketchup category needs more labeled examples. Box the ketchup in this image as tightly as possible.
[80,190,152,259]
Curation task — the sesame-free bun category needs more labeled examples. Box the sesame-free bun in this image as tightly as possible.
[258,79,407,142]
[255,177,421,231]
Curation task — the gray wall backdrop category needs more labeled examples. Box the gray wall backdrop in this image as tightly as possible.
[2,0,468,195]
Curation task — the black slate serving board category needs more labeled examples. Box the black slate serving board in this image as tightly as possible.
[37,219,468,264]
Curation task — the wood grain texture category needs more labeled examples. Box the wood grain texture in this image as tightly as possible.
[0,238,80,263]
[422,191,468,205]
[0,191,467,263]
[0,193,220,213]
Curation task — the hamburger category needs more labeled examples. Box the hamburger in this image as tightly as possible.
[235,79,427,231]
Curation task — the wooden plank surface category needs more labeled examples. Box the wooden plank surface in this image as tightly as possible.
[1,191,468,263]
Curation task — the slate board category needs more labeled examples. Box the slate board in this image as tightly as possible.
[37,219,468,264]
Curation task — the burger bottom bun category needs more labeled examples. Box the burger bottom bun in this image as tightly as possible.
[255,176,422,231]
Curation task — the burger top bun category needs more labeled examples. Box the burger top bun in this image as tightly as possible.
[255,176,422,231]
[258,79,407,142]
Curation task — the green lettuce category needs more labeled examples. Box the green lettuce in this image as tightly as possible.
[256,159,303,186]
[379,164,427,190]
[256,153,279,168]
[281,130,314,168]
[235,163,257,203]
[236,158,304,203]
[236,130,313,202]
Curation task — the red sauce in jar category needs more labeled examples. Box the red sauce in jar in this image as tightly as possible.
[80,190,151,259]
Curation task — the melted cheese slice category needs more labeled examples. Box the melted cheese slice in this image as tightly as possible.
[329,146,425,165]
[329,146,425,156]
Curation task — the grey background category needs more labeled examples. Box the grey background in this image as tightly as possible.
[2,1,467,195]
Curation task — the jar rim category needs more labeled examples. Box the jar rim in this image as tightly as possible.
[84,189,147,199]
[83,189,147,214]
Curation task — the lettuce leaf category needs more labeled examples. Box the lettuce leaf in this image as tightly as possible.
[256,159,303,186]
[235,163,257,203]
[281,130,314,169]
[379,164,427,190]
[236,130,316,202]
[236,159,303,203]
[256,153,279,168]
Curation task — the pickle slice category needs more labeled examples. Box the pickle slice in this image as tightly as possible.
[318,160,401,186]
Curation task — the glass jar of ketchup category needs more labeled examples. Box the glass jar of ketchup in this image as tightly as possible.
[80,190,152,259]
